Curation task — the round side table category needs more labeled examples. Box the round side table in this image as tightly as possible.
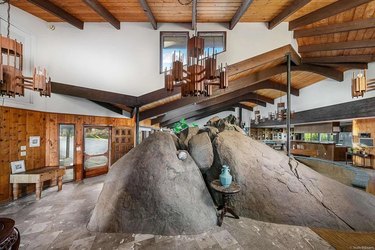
[210,180,241,226]
[0,218,20,250]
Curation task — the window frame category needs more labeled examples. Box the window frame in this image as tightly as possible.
[197,31,227,56]
[58,123,76,167]
[160,31,189,74]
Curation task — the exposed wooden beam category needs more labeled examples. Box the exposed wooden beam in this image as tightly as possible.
[311,63,368,70]
[155,92,268,126]
[268,0,311,30]
[299,40,375,53]
[292,64,343,82]
[138,0,157,30]
[27,0,84,29]
[229,0,254,30]
[91,101,123,115]
[82,0,120,30]
[192,0,197,31]
[51,82,138,107]
[111,103,133,114]
[289,0,373,30]
[302,55,375,64]
[293,18,375,38]
[137,88,180,107]
[186,107,236,124]
[236,103,253,111]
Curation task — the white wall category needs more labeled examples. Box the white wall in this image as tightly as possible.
[0,5,296,118]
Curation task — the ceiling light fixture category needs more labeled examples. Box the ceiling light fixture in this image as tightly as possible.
[0,0,51,98]
[164,32,228,97]
[352,70,375,98]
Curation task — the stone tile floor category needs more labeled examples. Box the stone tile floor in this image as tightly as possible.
[0,175,333,250]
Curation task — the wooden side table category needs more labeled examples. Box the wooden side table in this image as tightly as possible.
[10,167,65,200]
[210,180,241,226]
[0,218,20,250]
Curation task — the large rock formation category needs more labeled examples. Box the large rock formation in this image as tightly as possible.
[206,131,375,231]
[188,132,214,172]
[88,132,217,235]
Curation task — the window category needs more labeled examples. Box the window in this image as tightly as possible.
[160,32,189,73]
[198,31,226,56]
[59,124,75,167]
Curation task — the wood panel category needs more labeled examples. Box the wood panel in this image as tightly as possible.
[0,106,134,202]
[353,118,375,169]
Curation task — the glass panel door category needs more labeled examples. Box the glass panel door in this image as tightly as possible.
[59,124,75,182]
[84,126,110,178]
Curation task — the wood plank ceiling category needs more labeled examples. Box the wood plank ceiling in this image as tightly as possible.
[9,0,375,125]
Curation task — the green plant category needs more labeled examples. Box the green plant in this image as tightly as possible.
[172,119,198,134]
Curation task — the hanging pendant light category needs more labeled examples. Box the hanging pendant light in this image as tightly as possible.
[352,70,375,98]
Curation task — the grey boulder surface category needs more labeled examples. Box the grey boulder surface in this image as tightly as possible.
[177,127,199,149]
[88,132,217,235]
[188,132,214,172]
[206,131,375,232]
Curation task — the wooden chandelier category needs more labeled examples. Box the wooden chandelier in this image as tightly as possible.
[352,70,375,98]
[164,35,228,97]
[0,35,51,98]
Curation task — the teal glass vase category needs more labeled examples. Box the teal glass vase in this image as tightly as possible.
[220,165,232,188]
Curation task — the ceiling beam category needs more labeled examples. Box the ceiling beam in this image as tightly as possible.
[82,0,120,30]
[293,18,375,38]
[186,107,236,124]
[311,63,368,70]
[292,64,343,82]
[192,0,197,31]
[27,0,84,30]
[268,0,311,30]
[229,0,254,30]
[138,0,157,30]
[299,40,375,53]
[91,101,124,115]
[51,82,138,107]
[237,103,253,111]
[154,92,269,126]
[289,0,373,30]
[302,55,375,64]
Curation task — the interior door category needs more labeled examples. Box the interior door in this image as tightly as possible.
[83,126,110,178]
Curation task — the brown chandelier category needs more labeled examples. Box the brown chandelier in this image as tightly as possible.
[164,34,228,97]
[0,1,51,98]
[352,70,375,98]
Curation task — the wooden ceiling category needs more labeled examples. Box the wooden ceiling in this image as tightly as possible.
[12,0,375,124]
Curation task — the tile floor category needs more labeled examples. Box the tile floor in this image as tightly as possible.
[0,175,333,250]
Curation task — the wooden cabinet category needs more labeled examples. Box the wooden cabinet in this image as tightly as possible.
[111,127,134,165]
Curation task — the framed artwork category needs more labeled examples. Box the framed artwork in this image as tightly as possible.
[29,136,40,147]
[10,160,26,174]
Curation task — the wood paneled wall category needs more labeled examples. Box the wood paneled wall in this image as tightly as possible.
[353,118,375,169]
[0,106,135,202]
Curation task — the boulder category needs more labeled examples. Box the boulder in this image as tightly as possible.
[206,116,220,127]
[198,126,219,141]
[88,132,217,235]
[177,127,199,149]
[188,132,214,172]
[170,133,180,150]
[206,131,375,232]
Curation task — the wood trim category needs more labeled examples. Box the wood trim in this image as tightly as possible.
[302,55,375,64]
[27,0,84,30]
[268,0,311,30]
[51,82,138,107]
[82,0,120,30]
[138,0,157,30]
[289,0,373,30]
[299,40,375,53]
[293,18,375,38]
[229,0,255,30]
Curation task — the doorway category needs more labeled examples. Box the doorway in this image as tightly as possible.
[83,126,110,178]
